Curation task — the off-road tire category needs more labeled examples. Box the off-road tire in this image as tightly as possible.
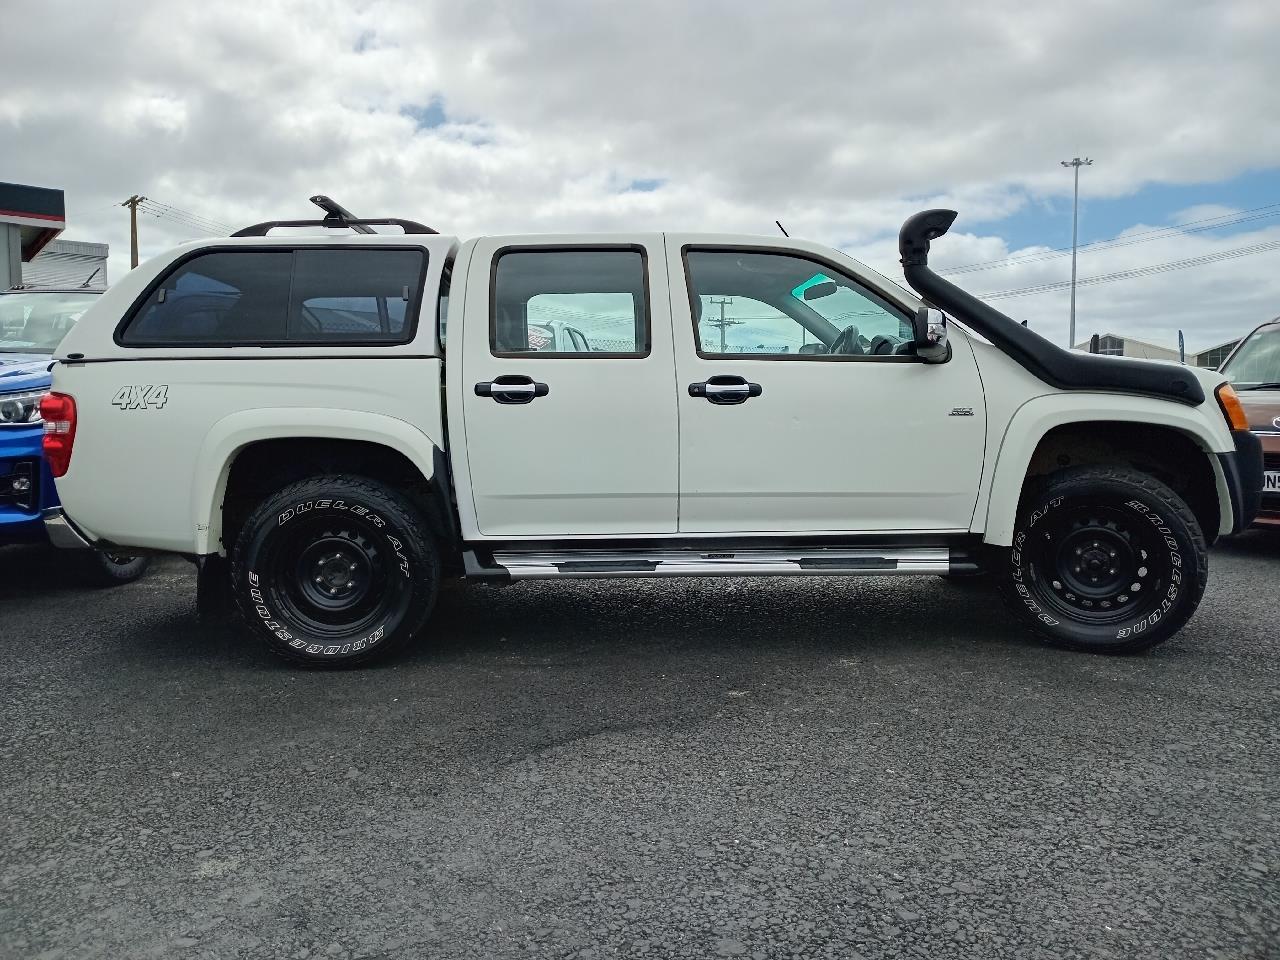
[1000,466,1207,654]
[231,475,438,667]
[75,552,151,587]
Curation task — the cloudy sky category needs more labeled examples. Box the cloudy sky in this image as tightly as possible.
[3,0,1278,352]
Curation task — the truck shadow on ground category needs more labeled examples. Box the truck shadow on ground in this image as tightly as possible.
[10,534,1274,674]
[115,571,1064,675]
[1214,526,1280,558]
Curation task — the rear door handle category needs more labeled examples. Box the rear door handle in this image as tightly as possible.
[475,375,549,404]
[688,375,762,405]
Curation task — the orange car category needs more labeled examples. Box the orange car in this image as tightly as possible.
[1220,316,1280,528]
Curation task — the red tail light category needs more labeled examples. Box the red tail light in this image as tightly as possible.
[40,392,77,478]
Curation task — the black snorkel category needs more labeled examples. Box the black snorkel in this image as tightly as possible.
[898,209,1205,405]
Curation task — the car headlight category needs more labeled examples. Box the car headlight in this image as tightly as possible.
[0,389,49,425]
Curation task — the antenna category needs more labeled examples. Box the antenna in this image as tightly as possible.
[79,266,102,288]
[775,220,790,237]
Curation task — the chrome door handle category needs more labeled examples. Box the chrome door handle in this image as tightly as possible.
[688,376,762,405]
[475,375,549,404]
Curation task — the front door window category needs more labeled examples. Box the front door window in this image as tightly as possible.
[686,251,914,358]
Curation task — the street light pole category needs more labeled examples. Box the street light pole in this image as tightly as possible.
[1060,157,1092,349]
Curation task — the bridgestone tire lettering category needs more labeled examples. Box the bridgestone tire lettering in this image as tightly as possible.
[999,465,1207,655]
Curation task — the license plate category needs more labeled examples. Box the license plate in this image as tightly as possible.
[1266,471,1280,492]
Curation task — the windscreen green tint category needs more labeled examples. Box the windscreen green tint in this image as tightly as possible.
[791,274,831,301]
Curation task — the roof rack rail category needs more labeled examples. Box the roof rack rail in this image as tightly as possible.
[230,195,439,237]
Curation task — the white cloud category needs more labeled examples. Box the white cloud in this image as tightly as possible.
[1170,204,1241,226]
[2,0,1278,350]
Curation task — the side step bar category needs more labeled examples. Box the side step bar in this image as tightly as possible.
[468,545,980,581]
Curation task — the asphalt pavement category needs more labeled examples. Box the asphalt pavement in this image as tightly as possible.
[1,533,1278,959]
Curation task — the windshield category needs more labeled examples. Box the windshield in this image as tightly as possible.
[1221,324,1280,388]
[0,292,100,355]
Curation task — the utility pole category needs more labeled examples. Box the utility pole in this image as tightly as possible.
[1059,158,1092,349]
[121,195,146,269]
[705,297,742,353]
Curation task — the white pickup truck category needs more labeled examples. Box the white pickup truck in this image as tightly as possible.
[42,198,1264,665]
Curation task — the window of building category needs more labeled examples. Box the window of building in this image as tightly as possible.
[1097,336,1125,356]
[1196,342,1237,369]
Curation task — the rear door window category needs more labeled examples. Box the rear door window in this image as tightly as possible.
[490,249,648,357]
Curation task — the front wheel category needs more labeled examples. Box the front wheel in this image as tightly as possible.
[1000,466,1208,654]
[230,476,439,666]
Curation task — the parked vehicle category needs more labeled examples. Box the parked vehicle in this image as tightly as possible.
[40,199,1263,664]
[1218,316,1280,527]
[527,319,594,352]
[0,287,149,584]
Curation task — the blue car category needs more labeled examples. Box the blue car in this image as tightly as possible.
[1,286,149,585]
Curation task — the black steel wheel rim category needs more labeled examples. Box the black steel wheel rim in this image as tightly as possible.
[1027,503,1171,624]
[260,514,408,639]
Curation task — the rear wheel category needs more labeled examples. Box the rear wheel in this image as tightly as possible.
[1001,466,1207,654]
[75,551,150,587]
[231,476,438,666]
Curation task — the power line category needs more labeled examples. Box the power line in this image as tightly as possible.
[940,202,1280,274]
[938,201,1280,276]
[136,202,209,229]
[136,198,235,236]
[977,238,1280,301]
[139,198,235,232]
[139,207,233,236]
[137,208,225,236]
[983,239,1280,299]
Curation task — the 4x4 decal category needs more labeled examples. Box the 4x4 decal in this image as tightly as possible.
[111,385,169,410]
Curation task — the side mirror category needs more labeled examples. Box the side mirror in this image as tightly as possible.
[913,307,949,363]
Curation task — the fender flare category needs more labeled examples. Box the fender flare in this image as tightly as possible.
[192,408,441,555]
[981,394,1234,546]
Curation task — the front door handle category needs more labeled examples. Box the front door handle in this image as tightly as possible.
[688,375,762,405]
[475,375,549,404]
